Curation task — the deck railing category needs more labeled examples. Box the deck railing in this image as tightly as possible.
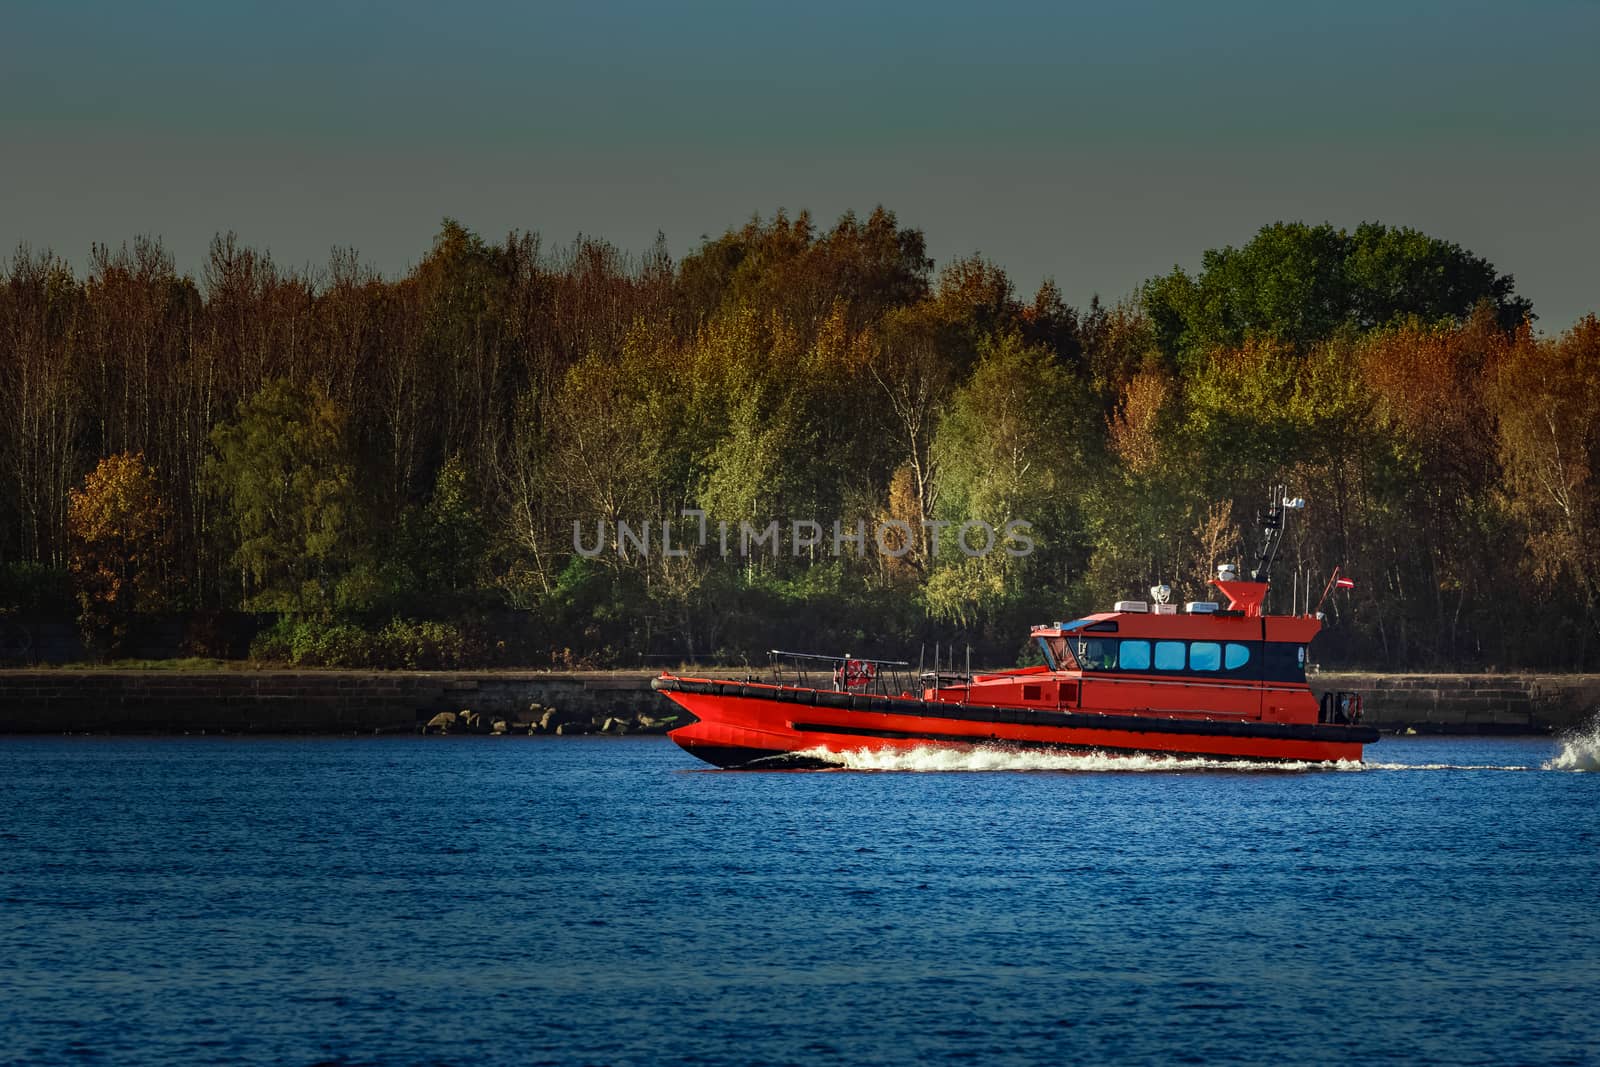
[767,650,915,698]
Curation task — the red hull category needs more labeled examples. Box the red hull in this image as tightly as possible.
[654,676,1376,768]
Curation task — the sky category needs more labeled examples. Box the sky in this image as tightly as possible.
[3,0,1597,329]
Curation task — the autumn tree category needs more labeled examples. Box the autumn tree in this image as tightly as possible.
[1355,313,1513,661]
[1080,297,1164,398]
[66,452,171,653]
[1107,369,1171,476]
[1492,317,1600,660]
[676,207,930,335]
[5,210,1595,669]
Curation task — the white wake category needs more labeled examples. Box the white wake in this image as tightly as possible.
[1543,715,1600,771]
[797,745,1530,774]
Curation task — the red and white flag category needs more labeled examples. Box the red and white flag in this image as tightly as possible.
[1335,576,1355,590]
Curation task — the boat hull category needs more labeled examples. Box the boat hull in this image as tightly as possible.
[654,676,1377,768]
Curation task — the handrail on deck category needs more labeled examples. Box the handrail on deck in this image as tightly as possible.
[768,649,911,667]
[767,649,914,696]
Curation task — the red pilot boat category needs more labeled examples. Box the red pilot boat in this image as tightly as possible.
[654,494,1378,767]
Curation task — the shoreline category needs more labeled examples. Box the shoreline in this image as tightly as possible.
[0,669,1595,737]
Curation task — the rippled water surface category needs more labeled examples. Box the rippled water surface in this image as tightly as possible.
[2,733,1598,1065]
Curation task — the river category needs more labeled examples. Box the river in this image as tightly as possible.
[2,732,1597,1065]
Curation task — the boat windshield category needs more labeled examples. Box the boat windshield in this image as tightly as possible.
[1073,636,1119,672]
[1037,635,1076,671]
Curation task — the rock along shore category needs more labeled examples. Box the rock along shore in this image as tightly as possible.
[0,669,742,736]
[0,669,1594,736]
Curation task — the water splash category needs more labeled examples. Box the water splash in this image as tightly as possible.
[1543,715,1600,772]
[796,745,1530,774]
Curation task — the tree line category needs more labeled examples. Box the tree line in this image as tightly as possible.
[2,210,1597,670]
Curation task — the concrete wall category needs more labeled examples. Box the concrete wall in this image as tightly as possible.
[0,670,697,735]
[0,668,1595,735]
[1311,673,1600,733]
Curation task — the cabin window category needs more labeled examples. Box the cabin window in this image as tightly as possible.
[1076,637,1119,671]
[1154,641,1186,671]
[1038,635,1074,670]
[1023,684,1042,701]
[1189,642,1221,671]
[1119,640,1152,671]
[1225,643,1251,670]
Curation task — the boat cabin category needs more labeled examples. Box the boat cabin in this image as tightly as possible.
[927,578,1325,726]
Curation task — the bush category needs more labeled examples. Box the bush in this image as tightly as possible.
[249,618,371,667]
[249,617,296,662]
[248,616,471,669]
[376,618,468,669]
[294,623,375,667]
[0,562,76,619]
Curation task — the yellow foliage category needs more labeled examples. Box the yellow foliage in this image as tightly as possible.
[1108,370,1171,474]
[67,453,171,651]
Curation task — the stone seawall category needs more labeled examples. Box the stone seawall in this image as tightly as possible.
[1310,673,1600,734]
[0,669,1595,736]
[0,670,711,735]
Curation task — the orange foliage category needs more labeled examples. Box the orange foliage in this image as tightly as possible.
[1359,314,1508,478]
[1108,370,1171,474]
[66,453,171,652]
[1490,316,1600,603]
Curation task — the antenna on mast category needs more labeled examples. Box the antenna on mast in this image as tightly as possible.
[1251,484,1305,583]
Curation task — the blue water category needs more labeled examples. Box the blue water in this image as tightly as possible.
[2,734,1597,1066]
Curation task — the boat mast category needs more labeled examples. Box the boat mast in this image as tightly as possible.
[1250,483,1305,584]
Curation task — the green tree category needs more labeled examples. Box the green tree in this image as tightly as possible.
[208,379,356,614]
[544,344,672,559]
[383,453,491,611]
[1344,223,1529,334]
[923,334,1094,629]
[419,453,488,595]
[1144,221,1530,364]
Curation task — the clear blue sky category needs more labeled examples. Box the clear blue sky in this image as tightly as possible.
[3,0,1596,328]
